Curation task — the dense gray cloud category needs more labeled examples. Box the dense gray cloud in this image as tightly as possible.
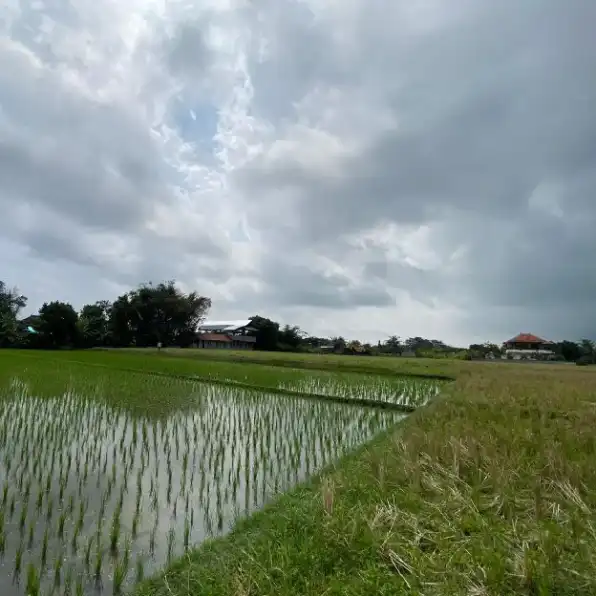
[1,0,595,345]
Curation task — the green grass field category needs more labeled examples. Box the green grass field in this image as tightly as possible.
[1,349,595,595]
[120,346,456,379]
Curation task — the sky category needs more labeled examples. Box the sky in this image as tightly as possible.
[1,0,595,347]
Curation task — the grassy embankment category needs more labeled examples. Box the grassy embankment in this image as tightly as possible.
[132,354,596,596]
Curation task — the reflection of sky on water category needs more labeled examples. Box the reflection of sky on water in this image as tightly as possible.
[0,381,403,595]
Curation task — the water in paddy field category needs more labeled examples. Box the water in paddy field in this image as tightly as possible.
[277,375,442,407]
[0,380,404,596]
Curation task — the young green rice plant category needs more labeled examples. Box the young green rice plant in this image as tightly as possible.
[135,557,144,583]
[58,510,67,538]
[14,541,23,576]
[84,536,93,570]
[28,521,34,549]
[36,488,43,512]
[54,553,63,588]
[110,503,121,555]
[71,523,80,554]
[64,565,74,596]
[46,494,54,521]
[41,527,49,568]
[25,562,41,596]
[94,539,103,581]
[76,500,85,532]
[118,483,125,511]
[184,517,190,552]
[167,527,175,563]
[113,556,128,595]
[123,535,131,570]
[148,526,156,556]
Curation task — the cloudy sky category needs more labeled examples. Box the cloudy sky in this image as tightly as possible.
[1,0,595,346]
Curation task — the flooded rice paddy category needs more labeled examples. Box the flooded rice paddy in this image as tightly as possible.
[0,377,408,595]
[277,375,441,406]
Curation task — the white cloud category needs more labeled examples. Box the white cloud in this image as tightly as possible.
[1,0,596,346]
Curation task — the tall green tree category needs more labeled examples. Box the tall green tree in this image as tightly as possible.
[383,335,403,354]
[108,281,211,347]
[38,301,79,348]
[555,340,582,362]
[579,339,596,364]
[249,316,280,351]
[109,294,137,347]
[79,301,111,347]
[277,324,304,351]
[331,336,346,352]
[0,281,27,347]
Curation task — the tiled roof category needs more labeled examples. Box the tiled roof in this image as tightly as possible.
[505,333,550,344]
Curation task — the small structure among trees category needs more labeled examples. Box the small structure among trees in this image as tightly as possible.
[502,333,556,360]
[195,320,257,350]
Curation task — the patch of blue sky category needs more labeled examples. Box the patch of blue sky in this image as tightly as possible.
[171,97,219,157]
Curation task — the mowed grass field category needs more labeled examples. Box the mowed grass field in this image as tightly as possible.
[1,349,595,595]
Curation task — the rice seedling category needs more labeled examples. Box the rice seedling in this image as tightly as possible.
[40,529,49,568]
[109,506,121,555]
[94,541,103,582]
[14,543,23,577]
[54,554,63,588]
[27,524,34,550]
[25,563,40,596]
[0,357,412,596]
[113,559,127,595]
[64,566,74,595]
[278,375,442,407]
[135,559,144,583]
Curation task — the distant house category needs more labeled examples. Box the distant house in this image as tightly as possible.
[319,344,336,353]
[195,320,256,350]
[502,333,556,360]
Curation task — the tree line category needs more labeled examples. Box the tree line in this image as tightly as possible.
[1,279,594,362]
[0,279,325,352]
[0,280,211,349]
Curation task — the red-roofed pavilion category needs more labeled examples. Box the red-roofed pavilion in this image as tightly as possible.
[503,333,553,351]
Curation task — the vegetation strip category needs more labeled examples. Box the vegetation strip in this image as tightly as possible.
[8,352,418,413]
[135,349,456,382]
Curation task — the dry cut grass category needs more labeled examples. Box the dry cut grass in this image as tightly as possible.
[135,362,596,596]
